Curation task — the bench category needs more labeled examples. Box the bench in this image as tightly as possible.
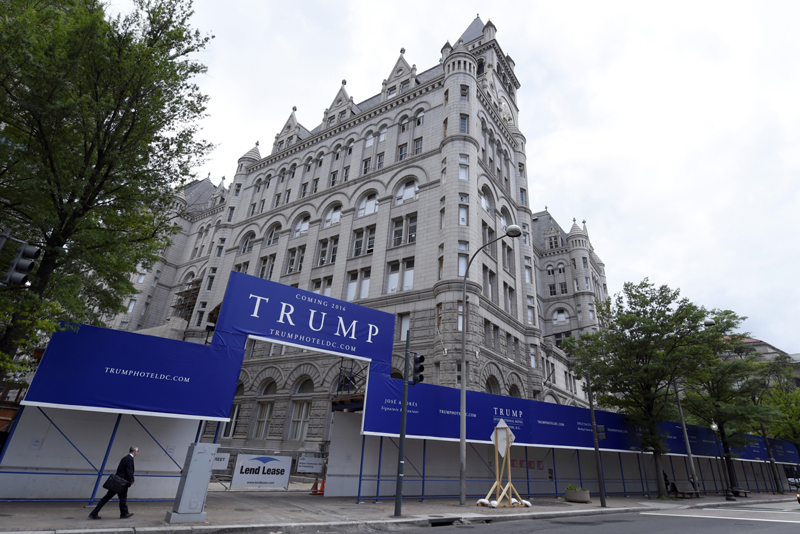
[730,487,749,497]
[669,481,700,498]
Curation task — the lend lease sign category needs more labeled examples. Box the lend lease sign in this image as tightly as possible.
[216,273,395,364]
[231,455,291,488]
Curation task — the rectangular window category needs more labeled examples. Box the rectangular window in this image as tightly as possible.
[377,152,384,169]
[440,208,445,229]
[195,311,205,327]
[137,272,146,284]
[220,404,240,439]
[330,171,338,187]
[234,183,241,197]
[414,137,423,155]
[152,270,160,287]
[460,114,468,134]
[206,276,214,290]
[397,144,407,161]
[399,313,410,341]
[322,276,332,297]
[312,179,319,193]
[386,262,400,293]
[317,239,329,266]
[560,282,568,294]
[459,164,468,180]
[362,158,371,174]
[286,249,297,274]
[273,194,281,208]
[583,257,588,268]
[215,245,223,257]
[346,272,358,302]
[248,203,256,217]
[400,80,409,93]
[549,284,556,296]
[408,215,417,243]
[301,183,308,197]
[443,119,447,138]
[289,401,311,441]
[457,301,467,331]
[359,269,370,299]
[402,258,414,290]
[525,263,532,283]
[458,254,467,276]
[388,86,397,98]
[259,199,265,213]
[258,255,275,279]
[459,205,468,225]
[343,166,350,182]
[284,190,291,204]
[392,219,403,247]
[519,188,527,205]
[527,306,535,325]
[366,135,374,148]
[585,277,590,290]
[255,402,273,438]
[438,256,443,280]
[226,207,234,222]
[127,299,136,313]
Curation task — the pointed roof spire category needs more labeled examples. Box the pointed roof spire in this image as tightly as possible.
[240,142,261,161]
[568,218,586,236]
[459,15,485,43]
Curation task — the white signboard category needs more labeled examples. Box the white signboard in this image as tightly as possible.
[231,454,291,488]
[297,456,324,474]
[212,452,230,470]
[490,419,516,457]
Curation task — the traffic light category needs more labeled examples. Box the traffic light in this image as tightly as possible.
[411,354,425,385]
[596,424,607,441]
[2,243,41,286]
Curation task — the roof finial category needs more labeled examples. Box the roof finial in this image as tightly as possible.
[545,205,548,211]
[342,79,346,85]
[400,47,405,54]
[255,141,259,147]
[573,218,576,223]
[582,220,586,225]
[477,13,479,17]
[292,106,297,112]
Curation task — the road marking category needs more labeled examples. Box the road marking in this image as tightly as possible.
[641,512,800,524]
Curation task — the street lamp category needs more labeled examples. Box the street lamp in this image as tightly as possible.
[459,224,521,506]
[710,421,736,501]
[673,318,715,495]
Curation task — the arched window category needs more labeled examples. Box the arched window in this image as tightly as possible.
[365,130,375,148]
[394,179,418,205]
[480,187,494,213]
[378,127,387,142]
[500,208,510,230]
[400,116,409,132]
[508,385,522,398]
[416,111,424,126]
[264,224,281,246]
[255,380,277,439]
[546,265,555,276]
[323,204,342,227]
[182,272,195,290]
[255,179,262,193]
[294,215,310,237]
[289,378,314,441]
[240,233,255,254]
[357,192,378,217]
[557,263,565,274]
[485,376,500,395]
[264,174,272,189]
[553,309,569,324]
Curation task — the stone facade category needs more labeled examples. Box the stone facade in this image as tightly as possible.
[106,17,609,453]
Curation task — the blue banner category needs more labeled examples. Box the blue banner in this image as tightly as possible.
[215,273,395,371]
[23,325,242,421]
[361,374,800,463]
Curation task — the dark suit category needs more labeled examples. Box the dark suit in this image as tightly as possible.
[90,454,135,517]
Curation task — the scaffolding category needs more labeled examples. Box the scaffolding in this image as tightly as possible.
[171,278,202,322]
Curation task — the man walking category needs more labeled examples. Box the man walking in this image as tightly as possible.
[88,446,137,520]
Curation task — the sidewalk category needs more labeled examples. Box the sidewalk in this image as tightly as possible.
[0,489,794,533]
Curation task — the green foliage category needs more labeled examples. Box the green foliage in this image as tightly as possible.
[0,0,212,375]
[564,279,719,453]
[767,388,800,455]
[565,484,587,491]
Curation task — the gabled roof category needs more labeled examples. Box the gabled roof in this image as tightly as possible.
[459,15,485,44]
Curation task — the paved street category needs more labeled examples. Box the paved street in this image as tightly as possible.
[391,501,800,534]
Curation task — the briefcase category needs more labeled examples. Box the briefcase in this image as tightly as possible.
[102,474,128,493]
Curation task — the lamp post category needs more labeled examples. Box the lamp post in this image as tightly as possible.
[710,421,736,501]
[459,224,521,506]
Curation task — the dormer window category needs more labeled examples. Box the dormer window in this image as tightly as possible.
[338,111,346,121]
[327,116,335,127]
[387,86,397,98]
[278,140,284,150]
[400,80,409,93]
[287,136,293,146]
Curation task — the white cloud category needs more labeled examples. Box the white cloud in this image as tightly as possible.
[109,0,800,352]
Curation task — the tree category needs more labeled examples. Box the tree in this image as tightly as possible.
[680,320,780,491]
[0,0,212,377]
[768,387,800,462]
[564,279,725,498]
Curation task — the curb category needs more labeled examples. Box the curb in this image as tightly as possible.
[3,497,796,534]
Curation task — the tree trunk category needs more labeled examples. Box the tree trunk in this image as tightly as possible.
[720,434,738,489]
[654,452,668,498]
[761,425,783,493]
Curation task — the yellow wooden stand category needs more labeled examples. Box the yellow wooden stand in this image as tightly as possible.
[482,424,525,507]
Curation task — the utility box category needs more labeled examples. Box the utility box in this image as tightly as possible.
[165,442,218,524]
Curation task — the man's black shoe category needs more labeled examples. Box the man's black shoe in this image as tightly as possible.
[121,513,133,519]
[88,514,101,520]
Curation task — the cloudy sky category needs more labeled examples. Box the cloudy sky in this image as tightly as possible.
[110,1,800,353]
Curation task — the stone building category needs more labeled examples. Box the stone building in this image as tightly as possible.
[106,17,608,453]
